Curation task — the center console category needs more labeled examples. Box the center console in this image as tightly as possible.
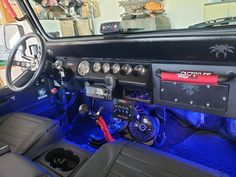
[36,140,92,177]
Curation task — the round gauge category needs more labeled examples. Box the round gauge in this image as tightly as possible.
[93,62,101,73]
[102,63,110,73]
[134,65,146,76]
[112,63,120,74]
[121,64,133,75]
[77,61,90,76]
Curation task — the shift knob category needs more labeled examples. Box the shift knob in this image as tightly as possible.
[105,74,117,90]
[79,104,89,114]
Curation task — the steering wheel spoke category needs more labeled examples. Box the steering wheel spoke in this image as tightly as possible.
[21,55,36,61]
[13,60,33,69]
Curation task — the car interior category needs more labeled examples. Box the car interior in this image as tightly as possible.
[1,0,236,177]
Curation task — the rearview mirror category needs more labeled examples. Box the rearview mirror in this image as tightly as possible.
[3,24,25,50]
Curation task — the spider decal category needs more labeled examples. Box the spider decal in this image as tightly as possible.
[209,44,235,58]
[182,84,199,96]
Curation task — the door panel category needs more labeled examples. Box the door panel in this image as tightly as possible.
[0,78,57,118]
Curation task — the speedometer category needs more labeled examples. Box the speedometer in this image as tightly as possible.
[78,61,90,76]
[102,63,110,73]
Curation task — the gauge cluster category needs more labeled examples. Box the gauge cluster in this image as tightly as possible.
[77,60,147,77]
[65,58,152,88]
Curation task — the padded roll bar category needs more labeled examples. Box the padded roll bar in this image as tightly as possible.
[156,69,235,84]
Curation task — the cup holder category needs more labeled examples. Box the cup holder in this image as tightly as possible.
[45,148,80,172]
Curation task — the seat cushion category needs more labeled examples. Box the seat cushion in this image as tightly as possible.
[0,113,57,154]
[75,140,229,177]
[0,153,50,177]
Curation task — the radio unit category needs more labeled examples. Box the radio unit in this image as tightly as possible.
[86,85,112,100]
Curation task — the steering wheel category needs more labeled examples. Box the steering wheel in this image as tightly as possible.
[5,33,47,92]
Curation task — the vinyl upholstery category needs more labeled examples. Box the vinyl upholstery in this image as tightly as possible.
[0,153,50,177]
[74,140,229,177]
[0,113,59,154]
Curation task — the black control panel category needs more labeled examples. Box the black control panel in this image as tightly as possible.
[112,99,135,121]
[100,22,121,34]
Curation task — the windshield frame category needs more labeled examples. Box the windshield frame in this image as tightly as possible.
[20,0,236,44]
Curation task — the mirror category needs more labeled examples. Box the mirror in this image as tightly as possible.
[3,24,25,49]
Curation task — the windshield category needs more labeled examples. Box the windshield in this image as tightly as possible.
[27,0,236,38]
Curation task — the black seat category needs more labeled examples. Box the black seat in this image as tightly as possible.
[74,140,229,177]
[0,113,63,159]
[0,153,51,177]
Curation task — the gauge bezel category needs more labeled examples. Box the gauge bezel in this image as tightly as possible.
[102,63,111,73]
[93,62,101,73]
[112,63,121,74]
[77,60,90,76]
[121,64,133,75]
[134,65,146,76]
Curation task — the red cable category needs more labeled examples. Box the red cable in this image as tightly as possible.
[96,116,115,143]
[2,0,17,19]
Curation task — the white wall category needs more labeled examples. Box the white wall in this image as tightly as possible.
[0,25,3,46]
[164,0,208,29]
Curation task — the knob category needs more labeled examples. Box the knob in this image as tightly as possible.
[54,60,64,70]
[122,64,132,75]
[105,74,117,90]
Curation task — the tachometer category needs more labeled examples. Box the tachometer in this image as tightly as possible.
[78,61,90,76]
[112,63,120,74]
[102,63,110,73]
[93,62,101,73]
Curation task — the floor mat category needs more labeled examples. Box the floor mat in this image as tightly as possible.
[66,115,100,145]
[66,104,113,146]
[169,131,236,177]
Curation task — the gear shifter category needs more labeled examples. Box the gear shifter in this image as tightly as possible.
[78,104,115,143]
[105,74,117,90]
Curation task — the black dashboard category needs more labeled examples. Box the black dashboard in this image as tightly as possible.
[44,32,236,120]
[51,56,236,119]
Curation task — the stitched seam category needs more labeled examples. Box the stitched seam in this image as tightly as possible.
[114,161,149,177]
[121,149,214,177]
[105,141,130,177]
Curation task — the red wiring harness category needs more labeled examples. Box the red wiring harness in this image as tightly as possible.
[96,116,115,143]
